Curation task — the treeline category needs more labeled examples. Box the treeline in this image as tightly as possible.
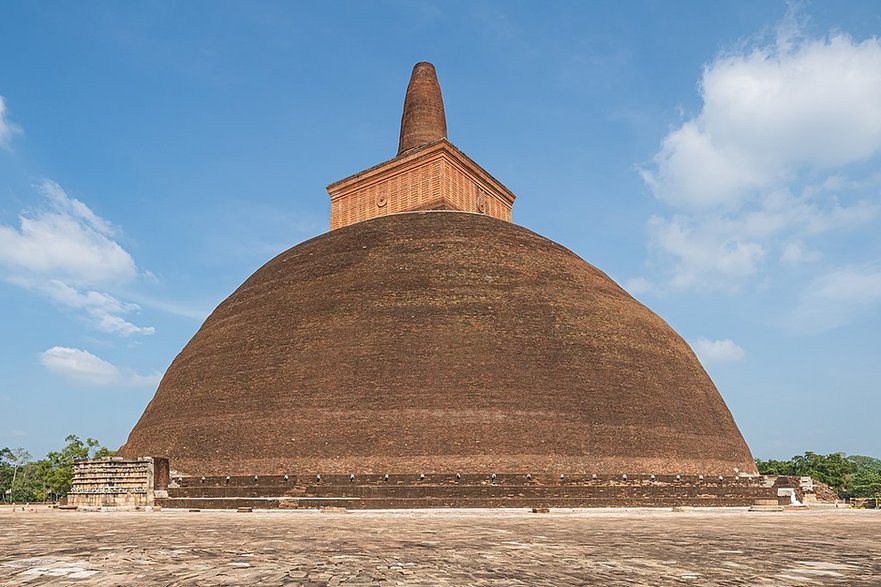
[0,435,114,502]
[755,451,881,498]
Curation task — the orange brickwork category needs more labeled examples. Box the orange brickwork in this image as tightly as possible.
[326,61,515,230]
[327,139,515,230]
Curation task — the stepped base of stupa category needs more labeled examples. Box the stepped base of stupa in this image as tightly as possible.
[155,473,790,510]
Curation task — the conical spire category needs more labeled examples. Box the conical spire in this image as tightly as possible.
[327,61,514,231]
[397,62,447,155]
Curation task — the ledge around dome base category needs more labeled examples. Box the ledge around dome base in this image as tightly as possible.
[151,471,798,510]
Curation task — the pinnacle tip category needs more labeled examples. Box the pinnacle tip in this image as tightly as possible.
[397,62,447,155]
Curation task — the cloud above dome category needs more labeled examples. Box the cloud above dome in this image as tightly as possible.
[692,338,746,365]
[0,95,21,149]
[0,179,154,336]
[788,263,881,333]
[40,346,161,387]
[641,28,881,211]
[636,14,881,303]
[0,180,136,284]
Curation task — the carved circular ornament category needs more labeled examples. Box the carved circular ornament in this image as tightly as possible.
[377,192,387,207]
[477,190,488,214]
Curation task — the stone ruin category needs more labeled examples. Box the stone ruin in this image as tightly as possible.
[66,456,169,509]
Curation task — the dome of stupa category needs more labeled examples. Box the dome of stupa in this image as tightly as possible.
[119,63,755,478]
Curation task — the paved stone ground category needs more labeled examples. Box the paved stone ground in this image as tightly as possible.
[1,506,879,585]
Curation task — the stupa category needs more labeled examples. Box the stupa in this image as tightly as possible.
[117,63,761,507]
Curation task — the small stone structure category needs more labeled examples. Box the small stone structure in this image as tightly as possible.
[67,456,169,508]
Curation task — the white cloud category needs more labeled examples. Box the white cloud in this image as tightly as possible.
[692,338,746,364]
[125,293,211,321]
[623,277,653,296]
[39,346,162,388]
[788,263,881,333]
[14,279,156,336]
[780,241,818,266]
[636,20,881,292]
[0,95,21,149]
[0,180,154,335]
[645,189,878,290]
[643,33,881,210]
[649,215,765,291]
[0,180,136,284]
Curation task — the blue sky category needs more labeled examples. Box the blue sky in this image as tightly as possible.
[1,1,880,460]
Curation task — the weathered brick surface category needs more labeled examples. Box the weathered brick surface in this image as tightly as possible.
[119,212,755,478]
[328,140,515,229]
[398,62,447,155]
[157,473,777,509]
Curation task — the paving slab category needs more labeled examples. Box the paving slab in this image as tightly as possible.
[1,506,879,585]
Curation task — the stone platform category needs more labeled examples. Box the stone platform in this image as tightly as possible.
[158,473,782,510]
[1,506,878,585]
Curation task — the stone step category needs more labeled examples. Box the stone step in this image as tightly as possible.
[172,474,763,488]
[157,494,767,510]
[168,484,773,500]
[169,487,306,498]
[157,497,295,510]
[303,485,773,499]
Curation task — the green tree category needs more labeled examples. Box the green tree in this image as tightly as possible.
[756,452,881,499]
[756,451,856,490]
[845,455,881,498]
[754,458,795,476]
[789,451,856,490]
[1,435,116,501]
[0,447,33,501]
[0,447,13,500]
[15,459,52,502]
[43,435,115,496]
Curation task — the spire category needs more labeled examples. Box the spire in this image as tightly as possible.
[327,62,515,231]
[397,62,447,155]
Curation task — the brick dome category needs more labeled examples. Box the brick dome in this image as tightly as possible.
[119,211,756,477]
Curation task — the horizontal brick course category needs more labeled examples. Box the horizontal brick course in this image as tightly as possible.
[158,474,777,509]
